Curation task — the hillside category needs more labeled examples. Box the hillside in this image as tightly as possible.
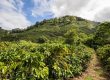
[0,16,98,42]
[0,15,110,80]
[0,27,9,37]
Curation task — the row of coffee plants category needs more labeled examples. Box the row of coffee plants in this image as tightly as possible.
[97,44,110,73]
[0,40,94,79]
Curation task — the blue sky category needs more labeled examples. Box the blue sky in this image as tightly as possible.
[23,0,35,23]
[23,0,54,23]
[0,0,110,30]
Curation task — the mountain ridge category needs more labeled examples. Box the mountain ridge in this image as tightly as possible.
[0,15,100,42]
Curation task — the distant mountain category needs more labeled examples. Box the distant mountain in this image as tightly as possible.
[0,15,99,42]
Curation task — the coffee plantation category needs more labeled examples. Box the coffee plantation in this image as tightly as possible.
[0,40,94,79]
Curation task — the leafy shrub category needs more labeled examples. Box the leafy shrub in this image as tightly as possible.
[97,44,110,72]
[93,22,110,46]
[37,43,93,79]
[0,41,93,79]
[0,41,49,79]
[36,36,49,43]
[64,29,79,45]
[1,34,20,41]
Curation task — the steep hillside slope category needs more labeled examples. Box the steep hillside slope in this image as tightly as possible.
[0,16,98,42]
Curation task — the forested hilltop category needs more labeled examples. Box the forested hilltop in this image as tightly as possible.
[0,15,110,80]
[0,16,98,42]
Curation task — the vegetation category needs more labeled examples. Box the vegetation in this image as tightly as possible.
[0,16,97,42]
[0,41,94,79]
[97,45,110,73]
[93,22,110,47]
[92,22,110,74]
[0,15,110,79]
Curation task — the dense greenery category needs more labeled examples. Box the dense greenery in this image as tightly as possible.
[0,15,110,79]
[0,41,94,79]
[93,22,110,46]
[0,27,9,39]
[97,45,110,73]
[93,22,110,74]
[0,16,97,42]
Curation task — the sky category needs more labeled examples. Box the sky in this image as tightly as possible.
[0,0,110,30]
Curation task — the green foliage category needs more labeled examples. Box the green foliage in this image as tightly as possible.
[85,22,110,75]
[0,15,100,79]
[0,16,97,42]
[0,27,9,39]
[93,22,110,46]
[36,36,49,43]
[65,29,90,45]
[64,29,79,45]
[0,41,93,79]
[1,34,20,41]
[0,41,49,79]
[97,44,110,72]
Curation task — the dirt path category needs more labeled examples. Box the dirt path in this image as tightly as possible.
[70,53,109,80]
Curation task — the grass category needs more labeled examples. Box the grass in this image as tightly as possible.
[85,76,93,80]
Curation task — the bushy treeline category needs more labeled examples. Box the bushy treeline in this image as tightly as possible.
[97,45,110,72]
[94,22,110,74]
[87,22,110,74]
[0,40,94,79]
[0,16,96,42]
[86,22,110,48]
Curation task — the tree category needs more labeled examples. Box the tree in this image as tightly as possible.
[64,29,79,45]
[94,22,110,46]
[36,36,49,43]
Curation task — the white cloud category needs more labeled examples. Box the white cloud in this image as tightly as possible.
[32,0,110,22]
[79,0,110,21]
[0,0,31,30]
[51,0,110,22]
[51,0,90,17]
[94,7,110,22]
[32,0,53,17]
